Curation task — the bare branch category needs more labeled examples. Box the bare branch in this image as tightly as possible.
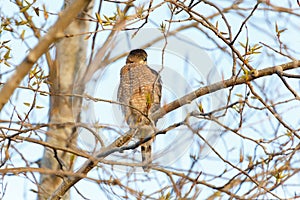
[49,60,300,198]
[0,0,92,111]
[151,60,300,121]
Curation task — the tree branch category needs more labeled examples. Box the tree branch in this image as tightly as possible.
[151,60,300,121]
[0,0,92,111]
[50,60,300,199]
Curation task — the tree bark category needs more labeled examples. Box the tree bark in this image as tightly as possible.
[38,0,92,199]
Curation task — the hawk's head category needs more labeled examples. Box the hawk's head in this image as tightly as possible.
[126,49,147,65]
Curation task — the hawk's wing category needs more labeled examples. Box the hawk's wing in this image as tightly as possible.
[117,63,162,126]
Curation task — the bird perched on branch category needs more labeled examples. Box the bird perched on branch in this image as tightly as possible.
[117,49,162,172]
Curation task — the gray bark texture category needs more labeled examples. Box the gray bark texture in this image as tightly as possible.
[38,0,92,199]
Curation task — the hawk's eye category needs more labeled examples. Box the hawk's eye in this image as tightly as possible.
[127,58,134,63]
[144,57,147,62]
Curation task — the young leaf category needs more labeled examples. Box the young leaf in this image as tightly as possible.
[20,29,25,40]
[23,102,31,107]
[4,49,11,60]
[4,61,11,67]
[235,93,243,98]
[103,15,110,22]
[95,13,102,24]
[198,102,204,113]
[43,4,48,20]
[159,22,166,33]
[84,33,92,40]
[20,5,30,13]
[239,41,246,49]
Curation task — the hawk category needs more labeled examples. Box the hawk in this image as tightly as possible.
[117,49,162,172]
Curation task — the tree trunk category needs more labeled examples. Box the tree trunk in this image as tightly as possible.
[38,1,92,199]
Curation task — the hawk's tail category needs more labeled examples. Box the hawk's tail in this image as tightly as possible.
[141,140,152,172]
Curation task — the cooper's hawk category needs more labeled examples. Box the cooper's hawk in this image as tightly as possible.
[117,49,162,172]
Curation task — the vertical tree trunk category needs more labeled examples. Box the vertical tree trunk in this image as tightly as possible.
[38,1,92,199]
